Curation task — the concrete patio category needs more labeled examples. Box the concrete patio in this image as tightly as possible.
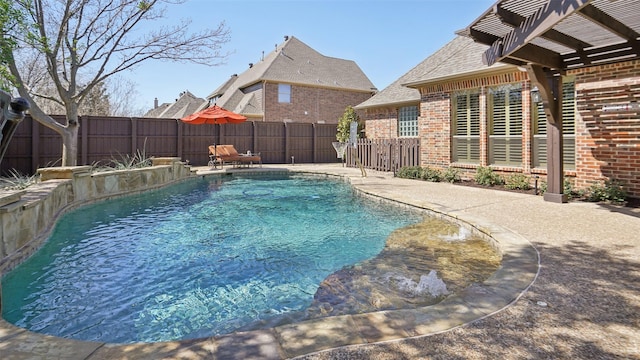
[1,163,638,359]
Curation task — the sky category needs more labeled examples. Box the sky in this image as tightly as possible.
[129,0,495,114]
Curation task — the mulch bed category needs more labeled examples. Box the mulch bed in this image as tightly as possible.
[452,180,640,208]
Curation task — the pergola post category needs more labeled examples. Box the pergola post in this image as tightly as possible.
[545,98,566,203]
[526,64,567,203]
[464,0,640,204]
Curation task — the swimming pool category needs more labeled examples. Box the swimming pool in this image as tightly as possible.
[2,174,428,343]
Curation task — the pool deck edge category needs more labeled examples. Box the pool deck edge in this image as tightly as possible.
[0,164,540,360]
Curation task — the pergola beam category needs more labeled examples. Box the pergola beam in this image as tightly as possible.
[467,28,501,45]
[495,5,592,50]
[563,39,640,68]
[484,0,591,67]
[579,4,640,40]
[510,44,565,70]
[526,65,559,125]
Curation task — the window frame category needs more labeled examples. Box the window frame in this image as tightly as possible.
[278,83,291,103]
[488,84,523,166]
[398,105,419,137]
[451,90,481,164]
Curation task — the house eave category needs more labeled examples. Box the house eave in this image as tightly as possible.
[355,99,421,111]
[402,65,520,89]
[239,79,375,94]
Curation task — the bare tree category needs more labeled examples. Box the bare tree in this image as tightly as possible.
[107,76,146,117]
[18,50,142,116]
[0,0,26,90]
[4,0,230,166]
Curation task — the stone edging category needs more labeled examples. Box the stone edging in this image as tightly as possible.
[0,167,540,359]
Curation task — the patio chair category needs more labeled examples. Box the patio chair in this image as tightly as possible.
[208,145,262,168]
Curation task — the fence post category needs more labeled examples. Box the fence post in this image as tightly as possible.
[31,117,39,173]
[312,123,317,163]
[176,119,183,159]
[81,116,88,165]
[131,118,137,154]
[252,121,257,154]
[284,122,290,162]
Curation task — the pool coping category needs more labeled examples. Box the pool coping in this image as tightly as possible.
[0,166,540,359]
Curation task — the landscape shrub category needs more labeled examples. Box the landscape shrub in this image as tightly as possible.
[474,166,503,186]
[0,169,38,190]
[504,174,531,190]
[586,179,627,204]
[421,167,442,182]
[442,167,461,183]
[396,166,423,179]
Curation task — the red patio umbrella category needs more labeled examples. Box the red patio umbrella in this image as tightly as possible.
[180,105,247,125]
[180,105,247,166]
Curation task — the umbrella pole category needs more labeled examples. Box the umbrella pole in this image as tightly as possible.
[213,125,217,168]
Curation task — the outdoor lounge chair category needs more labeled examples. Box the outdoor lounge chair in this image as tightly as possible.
[208,144,262,168]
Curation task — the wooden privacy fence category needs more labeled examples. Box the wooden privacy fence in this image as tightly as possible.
[345,138,420,172]
[1,115,342,175]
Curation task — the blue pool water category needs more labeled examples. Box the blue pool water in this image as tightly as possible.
[2,174,422,343]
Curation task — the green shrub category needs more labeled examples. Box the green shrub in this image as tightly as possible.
[474,166,504,186]
[396,166,423,179]
[442,167,461,183]
[504,174,531,190]
[421,167,442,182]
[564,179,584,200]
[0,169,38,190]
[586,179,627,204]
[539,180,547,195]
[537,179,582,200]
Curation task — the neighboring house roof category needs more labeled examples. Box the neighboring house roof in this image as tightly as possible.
[144,103,171,118]
[143,91,207,118]
[209,36,376,116]
[356,36,514,110]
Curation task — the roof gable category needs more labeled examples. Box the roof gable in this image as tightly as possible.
[210,36,375,115]
[401,36,513,87]
[260,37,375,91]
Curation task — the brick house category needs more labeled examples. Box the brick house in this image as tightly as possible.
[356,32,640,199]
[206,36,376,124]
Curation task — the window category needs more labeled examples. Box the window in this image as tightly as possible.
[532,80,576,170]
[278,84,291,103]
[398,106,418,137]
[451,91,480,163]
[488,84,522,166]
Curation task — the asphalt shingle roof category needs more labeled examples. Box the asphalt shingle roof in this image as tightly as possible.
[143,91,207,119]
[210,36,375,115]
[356,36,514,110]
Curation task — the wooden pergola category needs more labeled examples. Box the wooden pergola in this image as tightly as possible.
[461,0,640,202]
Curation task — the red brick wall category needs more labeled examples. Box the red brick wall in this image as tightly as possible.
[362,63,640,198]
[361,107,398,138]
[419,91,451,167]
[264,82,372,124]
[570,60,640,197]
[416,71,529,172]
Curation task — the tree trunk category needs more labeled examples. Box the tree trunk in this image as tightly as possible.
[60,122,79,166]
